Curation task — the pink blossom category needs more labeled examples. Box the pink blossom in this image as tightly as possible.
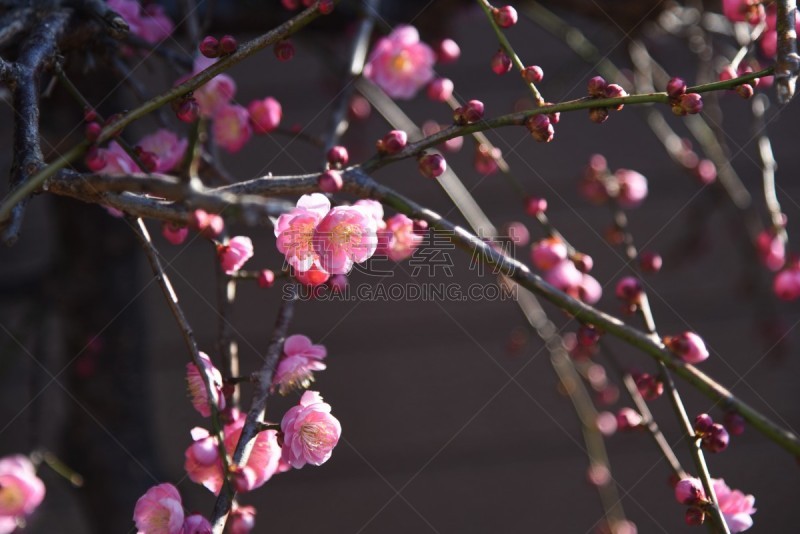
[183,514,212,534]
[756,230,786,271]
[294,263,331,286]
[615,169,648,208]
[713,478,756,532]
[273,334,327,395]
[0,455,45,532]
[378,213,422,262]
[137,130,188,173]
[133,483,184,534]
[364,25,435,99]
[248,97,282,134]
[185,416,281,494]
[353,200,386,229]
[97,141,140,175]
[212,104,252,153]
[543,259,583,294]
[218,236,254,274]
[313,206,378,274]
[161,222,188,245]
[186,57,237,118]
[186,351,225,417]
[531,238,568,270]
[229,506,256,534]
[774,266,800,300]
[281,390,342,469]
[275,194,331,272]
[109,0,174,44]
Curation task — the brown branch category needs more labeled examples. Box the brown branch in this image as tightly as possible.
[2,9,71,245]
[775,0,800,103]
[210,284,297,532]
[64,0,130,39]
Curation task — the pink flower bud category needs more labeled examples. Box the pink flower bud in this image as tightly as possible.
[418,153,447,178]
[85,122,102,143]
[675,93,703,115]
[723,412,746,436]
[666,77,687,99]
[490,49,512,75]
[377,130,408,154]
[83,106,97,122]
[587,76,607,97]
[522,65,543,84]
[318,169,343,193]
[634,373,663,401]
[616,168,648,208]
[773,267,800,300]
[274,40,295,61]
[736,83,754,99]
[282,0,299,8]
[199,36,220,58]
[436,38,461,63]
[604,84,627,110]
[639,251,662,273]
[176,97,200,123]
[493,5,518,28]
[544,259,582,293]
[85,146,107,171]
[694,159,717,184]
[473,144,501,175]
[702,423,730,453]
[326,145,349,168]
[756,230,786,271]
[318,0,335,14]
[674,477,706,505]
[190,436,219,466]
[719,65,737,82]
[665,331,709,364]
[694,413,714,434]
[577,324,600,346]
[616,407,643,430]
[230,466,257,493]
[219,35,237,54]
[531,238,568,270]
[525,114,554,142]
[596,411,618,436]
[454,99,485,124]
[524,196,548,216]
[505,222,530,246]
[248,97,282,134]
[295,264,331,287]
[257,270,275,289]
[230,506,256,534]
[162,222,188,245]
[615,276,642,303]
[578,274,603,304]
[427,77,454,102]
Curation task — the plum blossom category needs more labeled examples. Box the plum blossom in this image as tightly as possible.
[272,334,327,395]
[714,478,756,532]
[281,390,341,469]
[229,505,256,534]
[186,352,225,417]
[182,514,212,534]
[185,419,280,495]
[0,455,45,534]
[218,236,254,274]
[378,213,423,262]
[132,483,183,534]
[276,194,331,272]
[364,25,435,99]
[212,104,252,153]
[312,206,378,274]
[96,141,140,175]
[187,56,237,118]
[294,263,331,287]
[353,200,386,229]
[109,0,174,44]
[137,130,188,173]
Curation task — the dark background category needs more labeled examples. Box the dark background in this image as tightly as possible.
[1,1,799,532]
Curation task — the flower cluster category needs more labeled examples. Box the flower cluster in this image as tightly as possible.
[579,154,648,208]
[275,194,378,282]
[89,129,187,176]
[531,237,602,305]
[0,455,45,534]
[673,477,755,531]
[133,483,212,534]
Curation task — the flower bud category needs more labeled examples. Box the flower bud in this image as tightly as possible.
[436,38,461,63]
[639,251,662,273]
[773,267,800,300]
[219,35,238,54]
[615,276,642,303]
[522,65,543,84]
[666,77,687,99]
[577,324,600,346]
[694,413,714,434]
[248,97,282,134]
[572,253,593,273]
[616,407,643,430]
[493,5,518,28]
[326,145,349,168]
[587,76,607,97]
[85,146,107,172]
[199,36,220,58]
[634,373,663,401]
[176,97,200,123]
[676,93,703,115]
[427,78,454,102]
[588,107,609,123]
[85,122,102,143]
[318,169,343,193]
[702,423,730,453]
[531,238,568,270]
[674,477,706,505]
[274,40,295,61]
[162,222,188,245]
[736,83,754,99]
[257,269,275,289]
[318,0,335,14]
[723,412,745,436]
[418,153,447,178]
[604,84,627,110]
[377,130,408,154]
[490,49,512,75]
[525,114,554,142]
[524,196,548,216]
[664,332,709,364]
[685,507,706,526]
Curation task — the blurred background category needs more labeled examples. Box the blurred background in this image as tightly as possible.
[1,0,799,532]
